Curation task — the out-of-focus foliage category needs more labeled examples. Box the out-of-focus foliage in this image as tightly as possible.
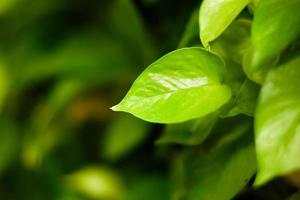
[0,0,168,199]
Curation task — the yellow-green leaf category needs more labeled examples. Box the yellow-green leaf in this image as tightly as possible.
[112,48,232,123]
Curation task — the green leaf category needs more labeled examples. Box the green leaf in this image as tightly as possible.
[125,174,170,200]
[209,19,260,117]
[251,0,300,66]
[112,48,232,123]
[222,79,259,117]
[180,122,256,200]
[0,120,18,176]
[242,48,279,84]
[102,113,150,161]
[0,0,18,14]
[17,32,136,88]
[108,0,157,64]
[210,19,252,98]
[255,56,300,185]
[211,19,251,65]
[64,166,124,200]
[0,63,9,112]
[178,9,199,48]
[199,0,251,47]
[156,111,218,145]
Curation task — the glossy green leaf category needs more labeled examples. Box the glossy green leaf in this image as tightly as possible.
[102,113,150,161]
[180,122,256,200]
[255,56,300,185]
[112,48,232,123]
[251,0,300,66]
[156,111,218,145]
[199,0,251,47]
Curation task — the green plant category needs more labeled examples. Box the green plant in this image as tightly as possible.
[113,0,300,199]
[0,0,299,199]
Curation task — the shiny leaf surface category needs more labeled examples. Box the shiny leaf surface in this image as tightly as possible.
[112,48,232,123]
[251,0,300,66]
[199,0,251,47]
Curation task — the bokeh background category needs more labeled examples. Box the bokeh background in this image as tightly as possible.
[0,0,199,199]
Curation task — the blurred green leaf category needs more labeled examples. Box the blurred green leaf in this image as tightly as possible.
[221,79,259,117]
[22,80,84,168]
[102,113,150,161]
[180,122,256,200]
[16,31,136,88]
[242,47,280,84]
[209,19,260,117]
[64,166,124,200]
[199,0,251,47]
[108,0,157,64]
[178,9,199,48]
[251,0,300,67]
[112,48,232,123]
[255,56,300,185]
[125,174,170,200]
[211,19,251,96]
[0,62,9,112]
[211,19,251,65]
[0,0,18,14]
[156,111,218,145]
[0,120,18,175]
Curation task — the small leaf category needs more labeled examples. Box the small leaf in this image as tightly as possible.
[199,0,251,47]
[112,48,232,123]
[209,19,260,117]
[180,122,256,200]
[222,79,259,117]
[242,47,279,84]
[251,0,300,66]
[255,56,300,185]
[156,111,218,145]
